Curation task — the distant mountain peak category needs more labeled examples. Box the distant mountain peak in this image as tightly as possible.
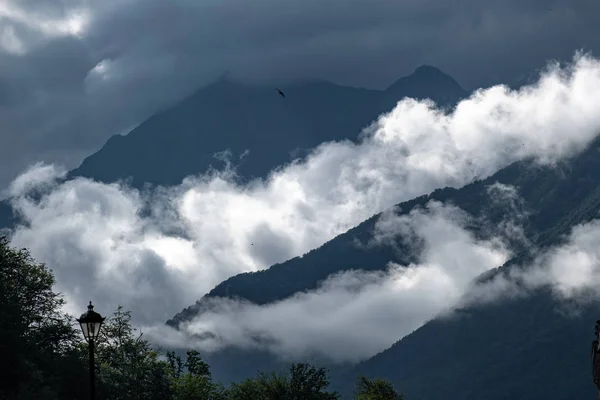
[383,64,467,106]
[64,65,467,189]
[412,65,445,76]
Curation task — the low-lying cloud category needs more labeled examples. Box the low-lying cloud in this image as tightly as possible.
[151,189,600,363]
[147,201,512,363]
[5,53,600,336]
[463,218,600,308]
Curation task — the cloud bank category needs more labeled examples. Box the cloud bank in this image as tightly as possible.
[149,185,600,363]
[462,218,600,308]
[5,54,600,343]
[147,200,512,363]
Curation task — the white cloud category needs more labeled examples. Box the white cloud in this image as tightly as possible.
[145,201,511,363]
[3,162,67,199]
[462,218,600,308]
[6,53,600,334]
[483,182,532,248]
[0,1,92,47]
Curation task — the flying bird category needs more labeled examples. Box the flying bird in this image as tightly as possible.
[276,88,285,98]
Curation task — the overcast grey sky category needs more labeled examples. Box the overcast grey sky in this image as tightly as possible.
[1,0,599,188]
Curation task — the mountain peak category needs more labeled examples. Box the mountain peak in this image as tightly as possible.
[383,65,467,106]
[412,65,445,76]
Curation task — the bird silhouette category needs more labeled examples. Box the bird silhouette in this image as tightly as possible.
[276,88,285,98]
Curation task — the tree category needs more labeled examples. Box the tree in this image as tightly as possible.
[227,371,290,400]
[226,363,339,400]
[0,236,84,400]
[167,350,226,400]
[94,306,173,400]
[226,377,265,400]
[354,376,403,400]
[93,306,226,400]
[288,363,339,400]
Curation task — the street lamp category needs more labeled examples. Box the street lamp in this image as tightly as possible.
[77,301,105,400]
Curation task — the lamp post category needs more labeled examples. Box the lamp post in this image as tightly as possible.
[77,301,105,400]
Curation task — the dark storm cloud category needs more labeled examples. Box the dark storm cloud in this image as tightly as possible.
[1,0,599,187]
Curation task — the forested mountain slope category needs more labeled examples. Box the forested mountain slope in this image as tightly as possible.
[338,289,596,399]
[168,136,600,390]
[170,136,600,325]
[334,146,600,400]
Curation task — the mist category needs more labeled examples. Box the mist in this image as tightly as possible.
[462,218,600,308]
[5,52,600,342]
[145,200,513,362]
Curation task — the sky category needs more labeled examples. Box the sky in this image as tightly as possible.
[1,0,600,187]
[6,54,600,363]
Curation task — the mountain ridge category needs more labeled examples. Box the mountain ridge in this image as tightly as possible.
[167,134,600,394]
[0,64,466,235]
[67,65,466,187]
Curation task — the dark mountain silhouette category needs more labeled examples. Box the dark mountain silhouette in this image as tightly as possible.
[337,289,596,400]
[0,65,466,230]
[167,135,600,396]
[381,65,466,111]
[68,79,375,187]
[68,66,466,188]
[332,140,600,400]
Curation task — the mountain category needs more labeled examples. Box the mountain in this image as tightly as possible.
[68,80,379,187]
[69,66,466,188]
[381,65,466,111]
[0,65,466,230]
[337,290,596,400]
[168,137,600,325]
[168,135,600,395]
[334,143,600,400]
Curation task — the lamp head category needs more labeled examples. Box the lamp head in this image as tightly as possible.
[76,301,105,342]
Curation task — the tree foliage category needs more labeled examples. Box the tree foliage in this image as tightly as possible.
[0,236,85,400]
[354,376,403,400]
[93,306,173,400]
[167,350,226,400]
[227,363,340,400]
